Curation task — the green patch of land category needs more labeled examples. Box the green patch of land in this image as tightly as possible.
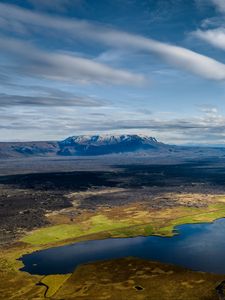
[21,215,133,245]
[21,203,225,245]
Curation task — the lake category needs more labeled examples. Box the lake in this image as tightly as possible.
[19,218,225,275]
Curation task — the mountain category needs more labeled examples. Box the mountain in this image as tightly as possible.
[57,134,164,156]
[0,134,166,158]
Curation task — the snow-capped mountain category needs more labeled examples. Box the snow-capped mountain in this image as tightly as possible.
[58,134,164,156]
[0,134,170,158]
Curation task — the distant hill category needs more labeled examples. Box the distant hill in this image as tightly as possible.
[0,141,58,159]
[0,134,168,158]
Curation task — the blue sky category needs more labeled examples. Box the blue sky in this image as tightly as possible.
[1,0,225,144]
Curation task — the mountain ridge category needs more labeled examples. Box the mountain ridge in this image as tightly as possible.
[0,134,166,158]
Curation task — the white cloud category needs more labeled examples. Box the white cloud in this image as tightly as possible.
[99,31,225,80]
[193,28,225,51]
[1,3,225,80]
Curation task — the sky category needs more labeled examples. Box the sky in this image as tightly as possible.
[1,0,225,144]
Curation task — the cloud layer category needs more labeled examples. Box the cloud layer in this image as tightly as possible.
[1,105,225,144]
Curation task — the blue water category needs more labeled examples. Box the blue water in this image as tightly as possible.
[19,218,225,275]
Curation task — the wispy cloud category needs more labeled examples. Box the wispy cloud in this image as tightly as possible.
[193,1,225,52]
[1,3,225,80]
[196,0,225,13]
[27,0,76,12]
[209,0,225,13]
[0,92,105,107]
[99,32,225,80]
[0,36,145,86]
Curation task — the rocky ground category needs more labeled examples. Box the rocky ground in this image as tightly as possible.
[0,187,72,244]
[1,158,225,244]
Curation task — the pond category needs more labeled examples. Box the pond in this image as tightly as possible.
[19,218,225,275]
